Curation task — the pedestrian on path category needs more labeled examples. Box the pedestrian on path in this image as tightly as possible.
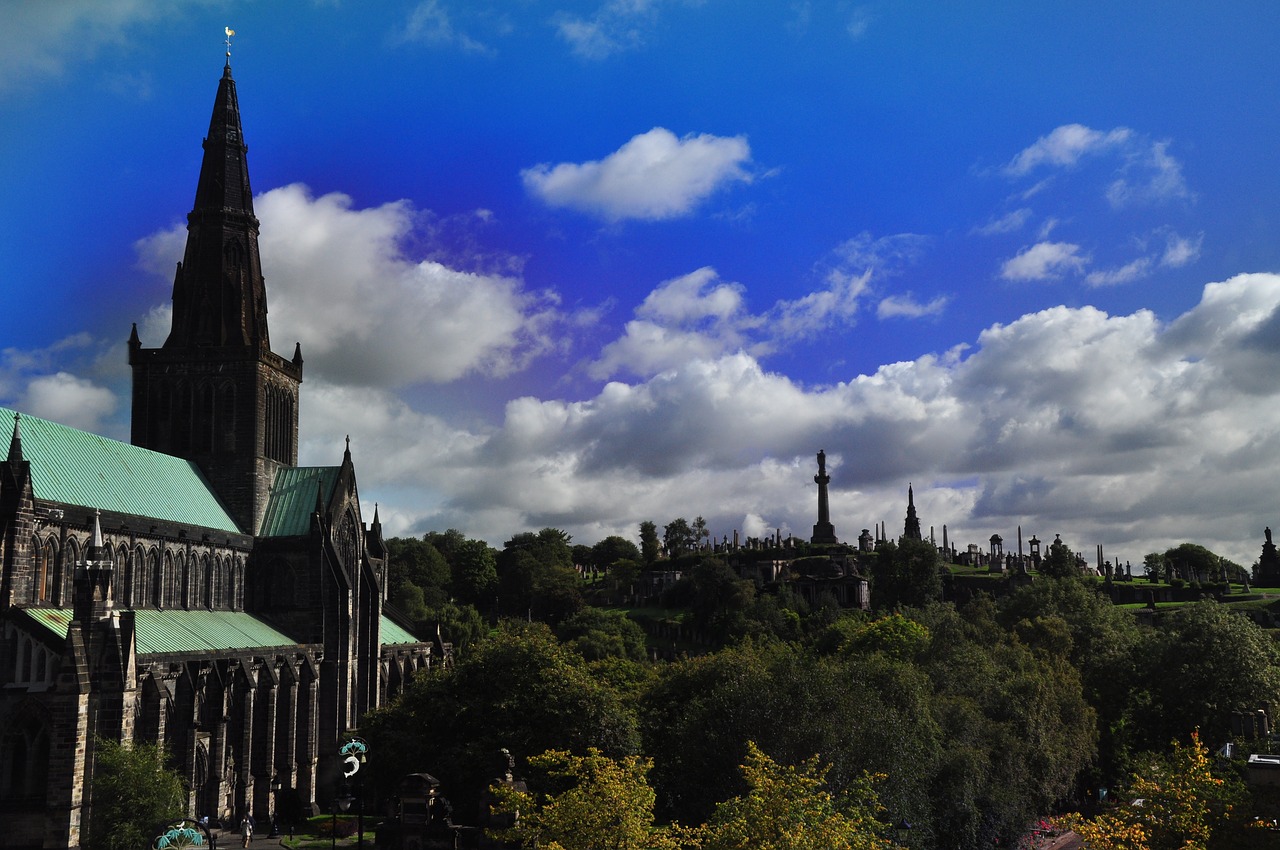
[240,813,254,848]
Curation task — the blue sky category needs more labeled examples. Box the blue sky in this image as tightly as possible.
[4,1,1280,566]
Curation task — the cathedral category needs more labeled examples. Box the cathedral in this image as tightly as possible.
[0,58,431,848]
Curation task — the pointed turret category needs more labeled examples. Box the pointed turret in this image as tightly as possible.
[166,60,269,350]
[7,412,22,463]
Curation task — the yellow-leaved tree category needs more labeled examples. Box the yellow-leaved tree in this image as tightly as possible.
[487,748,689,850]
[701,741,904,850]
[1058,731,1248,850]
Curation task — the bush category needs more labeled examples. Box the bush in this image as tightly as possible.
[316,818,358,838]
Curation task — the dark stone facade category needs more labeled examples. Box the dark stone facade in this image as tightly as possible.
[0,60,431,848]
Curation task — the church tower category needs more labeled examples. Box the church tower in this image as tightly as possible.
[129,59,302,534]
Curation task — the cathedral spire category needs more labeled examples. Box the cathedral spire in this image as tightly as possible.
[165,57,269,350]
[903,483,922,541]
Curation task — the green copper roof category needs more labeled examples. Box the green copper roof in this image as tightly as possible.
[380,615,422,645]
[259,466,339,537]
[2,407,240,533]
[21,608,303,654]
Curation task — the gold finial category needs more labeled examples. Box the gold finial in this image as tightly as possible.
[225,26,236,60]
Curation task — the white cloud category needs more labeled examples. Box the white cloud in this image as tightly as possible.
[0,0,180,95]
[1161,231,1203,268]
[1085,257,1153,287]
[392,0,492,54]
[136,184,560,387]
[521,127,753,221]
[1000,241,1088,281]
[1105,139,1191,208]
[554,0,661,59]
[1003,124,1132,177]
[972,208,1032,236]
[335,273,1280,568]
[1003,124,1190,208]
[19,373,117,433]
[877,293,949,319]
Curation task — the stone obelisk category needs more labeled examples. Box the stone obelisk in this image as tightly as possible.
[811,449,839,544]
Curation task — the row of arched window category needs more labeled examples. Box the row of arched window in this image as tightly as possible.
[6,628,53,688]
[27,533,247,611]
[263,382,295,463]
[149,379,237,455]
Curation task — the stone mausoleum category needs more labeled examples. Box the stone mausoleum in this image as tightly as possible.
[0,57,431,848]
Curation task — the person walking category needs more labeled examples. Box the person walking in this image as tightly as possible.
[240,813,254,848]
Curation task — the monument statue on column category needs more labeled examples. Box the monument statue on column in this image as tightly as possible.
[811,450,839,545]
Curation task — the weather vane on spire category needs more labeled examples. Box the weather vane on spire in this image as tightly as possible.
[225,26,236,61]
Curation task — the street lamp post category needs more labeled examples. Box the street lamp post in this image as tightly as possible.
[339,736,370,850]
[332,787,353,850]
[268,774,282,838]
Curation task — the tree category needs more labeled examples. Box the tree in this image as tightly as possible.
[693,516,711,550]
[488,748,685,850]
[1143,551,1166,583]
[664,518,697,559]
[386,536,451,608]
[592,535,642,569]
[452,538,498,604]
[869,538,943,609]
[1138,601,1280,748]
[1163,543,1224,584]
[362,621,640,816]
[640,521,661,565]
[1039,535,1079,579]
[702,741,902,850]
[86,739,185,850]
[557,607,648,661]
[1058,731,1247,850]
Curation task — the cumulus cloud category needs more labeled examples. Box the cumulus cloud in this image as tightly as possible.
[18,372,117,433]
[136,184,560,387]
[1000,241,1088,281]
[331,273,1280,569]
[522,128,753,221]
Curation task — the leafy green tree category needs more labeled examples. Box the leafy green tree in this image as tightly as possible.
[571,543,594,568]
[702,742,902,850]
[557,608,648,661]
[869,538,943,609]
[840,612,930,661]
[86,739,185,850]
[1138,601,1280,748]
[915,600,1096,848]
[386,536,451,607]
[452,538,498,605]
[488,748,686,850]
[424,528,467,564]
[641,641,938,834]
[998,577,1145,786]
[1164,543,1224,584]
[422,600,488,651]
[640,521,661,565]
[1143,551,1166,582]
[664,518,697,559]
[693,516,711,550]
[362,621,640,816]
[593,535,642,569]
[1039,535,1079,579]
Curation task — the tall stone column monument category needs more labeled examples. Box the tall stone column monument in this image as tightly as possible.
[811,450,839,545]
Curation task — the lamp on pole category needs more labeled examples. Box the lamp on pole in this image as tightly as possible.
[268,774,282,838]
[340,737,370,850]
[332,786,354,850]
